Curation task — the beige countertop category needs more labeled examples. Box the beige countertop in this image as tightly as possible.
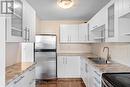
[82,56,130,74]
[57,53,97,57]
[6,62,36,85]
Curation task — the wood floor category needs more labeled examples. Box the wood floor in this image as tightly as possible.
[36,78,86,87]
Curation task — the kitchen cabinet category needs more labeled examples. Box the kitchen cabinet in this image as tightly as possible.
[105,0,119,42]
[6,65,35,87]
[24,65,35,87]
[60,24,79,43]
[57,56,80,78]
[60,24,91,43]
[118,0,130,17]
[80,57,102,87]
[118,0,124,17]
[80,57,88,87]
[6,0,23,42]
[6,83,13,87]
[88,6,106,43]
[123,0,130,16]
[5,0,36,42]
[89,6,107,31]
[22,0,36,42]
[88,0,130,42]
[88,67,102,87]
[89,25,105,43]
[78,23,89,43]
[12,75,25,87]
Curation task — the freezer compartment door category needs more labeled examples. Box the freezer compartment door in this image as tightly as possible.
[35,35,56,49]
[35,52,57,80]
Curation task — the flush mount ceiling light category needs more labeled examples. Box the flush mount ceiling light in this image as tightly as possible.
[57,0,74,9]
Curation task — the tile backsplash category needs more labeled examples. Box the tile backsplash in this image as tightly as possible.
[91,43,130,67]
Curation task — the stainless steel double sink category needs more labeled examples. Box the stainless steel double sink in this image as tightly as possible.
[88,57,107,64]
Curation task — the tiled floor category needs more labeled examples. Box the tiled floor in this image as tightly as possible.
[36,78,86,87]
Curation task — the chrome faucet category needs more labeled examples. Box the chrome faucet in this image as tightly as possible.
[103,47,111,63]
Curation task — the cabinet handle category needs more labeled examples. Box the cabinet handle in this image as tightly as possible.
[14,76,24,84]
[70,36,71,42]
[28,29,30,41]
[24,27,27,41]
[66,57,67,64]
[94,71,100,77]
[29,66,35,71]
[63,57,65,64]
[68,36,69,42]
[85,35,86,41]
[94,77,100,84]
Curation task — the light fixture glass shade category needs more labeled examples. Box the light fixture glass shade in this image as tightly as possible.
[57,0,74,9]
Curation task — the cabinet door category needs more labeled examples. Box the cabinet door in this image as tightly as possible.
[6,0,23,42]
[28,66,35,87]
[60,24,79,43]
[23,0,30,42]
[118,0,124,17]
[106,0,119,42]
[27,5,36,42]
[57,56,66,78]
[79,23,88,42]
[66,56,80,78]
[69,25,79,43]
[6,82,14,87]
[13,75,26,87]
[22,0,36,42]
[60,25,70,43]
[123,0,130,16]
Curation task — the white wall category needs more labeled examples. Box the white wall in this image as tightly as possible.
[6,43,21,67]
[36,20,92,54]
[91,43,130,67]
[0,17,6,87]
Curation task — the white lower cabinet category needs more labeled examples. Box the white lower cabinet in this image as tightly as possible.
[6,66,35,87]
[57,56,80,78]
[80,58,88,87]
[80,57,102,87]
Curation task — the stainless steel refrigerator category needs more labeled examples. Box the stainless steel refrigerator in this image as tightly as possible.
[35,34,57,80]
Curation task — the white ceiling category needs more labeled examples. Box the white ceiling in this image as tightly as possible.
[26,0,110,21]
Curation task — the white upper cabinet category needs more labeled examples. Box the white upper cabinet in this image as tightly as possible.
[5,0,36,42]
[68,24,79,43]
[60,25,70,43]
[22,0,36,42]
[88,6,106,43]
[106,0,117,42]
[60,24,91,43]
[78,23,89,43]
[89,6,107,31]
[105,0,130,42]
[6,0,23,42]
[60,24,79,43]
[118,0,130,17]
